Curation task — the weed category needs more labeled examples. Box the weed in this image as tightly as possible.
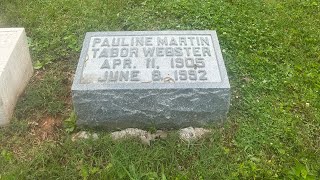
[63,112,77,133]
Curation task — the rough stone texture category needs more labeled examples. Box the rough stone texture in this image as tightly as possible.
[72,31,230,129]
[73,88,229,129]
[179,127,211,142]
[0,28,33,126]
[111,128,167,145]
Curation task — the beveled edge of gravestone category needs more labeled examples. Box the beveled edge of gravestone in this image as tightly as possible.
[0,28,24,49]
[0,28,25,73]
[71,30,230,91]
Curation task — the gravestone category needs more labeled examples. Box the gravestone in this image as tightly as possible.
[72,31,230,129]
[0,28,33,126]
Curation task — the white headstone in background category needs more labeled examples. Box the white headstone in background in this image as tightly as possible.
[0,28,33,126]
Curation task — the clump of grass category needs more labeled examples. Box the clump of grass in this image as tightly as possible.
[14,61,72,119]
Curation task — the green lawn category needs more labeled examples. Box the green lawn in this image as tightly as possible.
[0,0,319,179]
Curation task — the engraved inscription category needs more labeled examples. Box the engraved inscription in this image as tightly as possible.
[81,34,221,84]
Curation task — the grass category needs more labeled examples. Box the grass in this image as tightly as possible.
[0,0,319,179]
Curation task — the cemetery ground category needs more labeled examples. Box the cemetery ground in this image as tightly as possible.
[0,0,319,179]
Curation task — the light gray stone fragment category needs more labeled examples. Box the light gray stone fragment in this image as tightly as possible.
[111,128,149,140]
[111,128,167,145]
[179,127,211,142]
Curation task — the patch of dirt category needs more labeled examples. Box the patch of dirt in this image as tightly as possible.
[29,116,62,142]
[30,70,46,83]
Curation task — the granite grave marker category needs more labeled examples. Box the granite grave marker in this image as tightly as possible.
[72,31,230,129]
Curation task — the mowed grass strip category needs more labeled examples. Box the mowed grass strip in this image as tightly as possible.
[0,0,319,179]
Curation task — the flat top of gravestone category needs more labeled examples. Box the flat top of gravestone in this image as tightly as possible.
[72,30,230,90]
[0,28,24,74]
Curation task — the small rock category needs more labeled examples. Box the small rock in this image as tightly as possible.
[139,133,153,146]
[111,128,167,145]
[179,127,211,142]
[91,133,99,140]
[111,128,149,140]
[72,131,99,142]
[111,128,153,145]
[152,130,168,139]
